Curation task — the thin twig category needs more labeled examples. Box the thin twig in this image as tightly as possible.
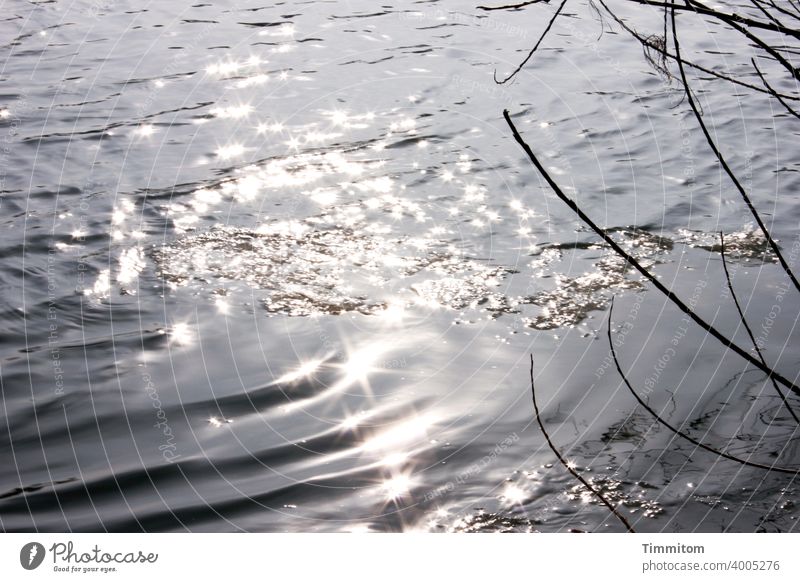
[529,354,636,532]
[494,0,568,84]
[606,299,800,475]
[752,57,800,120]
[704,8,800,83]
[502,108,800,397]
[755,0,800,22]
[719,232,800,424]
[477,0,548,10]
[595,0,800,101]
[684,0,800,47]
[629,0,800,39]
[749,0,785,28]
[670,6,800,295]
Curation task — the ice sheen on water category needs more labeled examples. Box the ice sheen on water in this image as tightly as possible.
[152,222,516,317]
[152,215,771,329]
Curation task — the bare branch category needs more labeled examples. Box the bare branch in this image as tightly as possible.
[502,108,800,397]
[720,232,800,423]
[712,10,800,82]
[749,0,786,28]
[477,0,549,11]
[752,57,800,120]
[494,0,568,84]
[606,299,800,475]
[629,0,800,39]
[529,354,636,532]
[754,0,800,22]
[595,0,800,101]
[670,6,800,294]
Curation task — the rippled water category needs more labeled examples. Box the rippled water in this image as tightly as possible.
[1,0,799,532]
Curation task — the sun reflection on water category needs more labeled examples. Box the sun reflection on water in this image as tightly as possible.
[500,483,528,506]
[168,322,194,346]
[382,473,414,502]
[360,412,438,457]
[276,358,326,384]
[331,343,389,394]
[134,124,155,137]
[210,104,253,119]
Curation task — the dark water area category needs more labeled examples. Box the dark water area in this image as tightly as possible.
[1,0,799,532]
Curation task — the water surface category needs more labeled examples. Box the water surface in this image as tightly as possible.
[1,0,799,532]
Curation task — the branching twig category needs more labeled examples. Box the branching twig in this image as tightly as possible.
[477,0,548,10]
[530,354,636,532]
[749,0,786,28]
[752,57,800,120]
[629,0,800,39]
[707,9,800,83]
[595,0,800,101]
[757,0,800,22]
[670,6,800,295]
[719,232,800,424]
[502,108,800,397]
[606,299,800,475]
[494,0,568,84]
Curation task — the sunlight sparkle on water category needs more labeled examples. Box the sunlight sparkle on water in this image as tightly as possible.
[215,143,246,159]
[464,184,485,202]
[234,174,261,201]
[329,109,349,127]
[379,301,406,325]
[338,414,362,432]
[206,60,244,76]
[135,124,155,137]
[111,209,126,225]
[85,270,110,298]
[310,188,338,206]
[382,473,413,501]
[361,413,438,461]
[117,247,145,286]
[335,344,385,389]
[285,135,302,150]
[210,104,253,119]
[277,358,324,384]
[168,322,194,346]
[389,118,416,133]
[501,484,527,505]
[236,74,269,88]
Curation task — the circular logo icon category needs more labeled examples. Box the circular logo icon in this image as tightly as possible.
[20,542,46,570]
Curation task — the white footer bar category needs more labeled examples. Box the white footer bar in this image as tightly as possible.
[1,533,796,581]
